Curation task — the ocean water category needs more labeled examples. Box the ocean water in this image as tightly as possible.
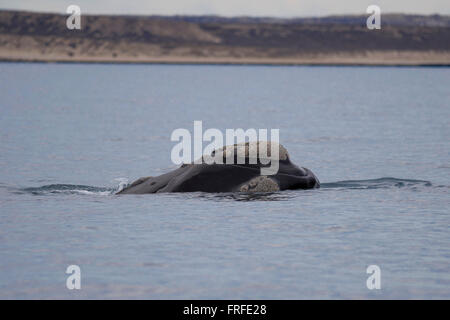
[0,63,449,299]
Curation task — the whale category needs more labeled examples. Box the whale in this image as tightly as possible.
[117,142,320,194]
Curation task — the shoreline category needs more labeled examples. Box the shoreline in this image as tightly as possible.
[1,55,449,67]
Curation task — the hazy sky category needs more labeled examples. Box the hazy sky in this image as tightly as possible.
[0,0,449,17]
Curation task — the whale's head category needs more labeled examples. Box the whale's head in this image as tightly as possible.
[118,141,319,194]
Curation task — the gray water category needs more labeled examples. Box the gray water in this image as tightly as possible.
[0,63,449,299]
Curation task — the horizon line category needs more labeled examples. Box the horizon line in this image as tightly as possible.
[1,8,449,19]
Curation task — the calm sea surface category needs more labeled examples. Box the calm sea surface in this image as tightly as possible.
[0,63,449,299]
